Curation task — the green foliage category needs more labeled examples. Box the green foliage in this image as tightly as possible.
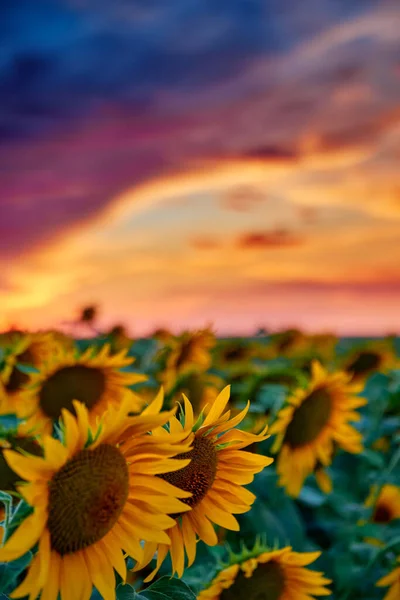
[0,552,32,597]
[116,577,196,600]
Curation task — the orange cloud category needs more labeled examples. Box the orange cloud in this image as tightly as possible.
[236,229,304,249]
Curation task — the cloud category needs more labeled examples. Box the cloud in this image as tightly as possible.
[236,229,305,249]
[243,146,299,161]
[1,0,399,264]
[221,185,269,212]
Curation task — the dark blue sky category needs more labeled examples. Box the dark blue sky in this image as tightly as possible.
[0,0,380,140]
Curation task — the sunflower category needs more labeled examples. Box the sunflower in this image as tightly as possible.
[0,332,60,411]
[365,484,400,524]
[171,372,225,416]
[16,344,147,435]
[342,339,398,383]
[269,361,366,497]
[133,386,273,580]
[266,329,310,359]
[107,325,133,354]
[377,559,400,600]
[214,338,256,370]
[161,329,215,392]
[0,390,194,600]
[197,542,331,600]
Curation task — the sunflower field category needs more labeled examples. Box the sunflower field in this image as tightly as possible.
[0,327,399,600]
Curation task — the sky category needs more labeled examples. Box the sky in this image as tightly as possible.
[1,0,400,336]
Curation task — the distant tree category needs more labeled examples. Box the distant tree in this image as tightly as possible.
[255,327,269,337]
[79,305,98,325]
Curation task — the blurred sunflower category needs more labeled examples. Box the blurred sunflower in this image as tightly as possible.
[133,386,273,580]
[213,338,256,370]
[171,372,225,416]
[376,559,400,600]
[161,329,215,392]
[152,327,173,344]
[107,325,133,354]
[366,484,400,524]
[0,332,60,410]
[18,344,147,435]
[342,339,398,383]
[266,328,310,359]
[0,391,193,600]
[269,361,366,497]
[197,542,331,600]
[371,436,391,453]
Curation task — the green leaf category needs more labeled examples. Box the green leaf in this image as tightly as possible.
[117,578,196,600]
[359,449,385,469]
[297,485,327,508]
[256,384,287,413]
[144,577,196,600]
[0,551,32,595]
[116,583,139,599]
[0,491,13,527]
[3,500,33,545]
[14,363,39,375]
[0,415,20,430]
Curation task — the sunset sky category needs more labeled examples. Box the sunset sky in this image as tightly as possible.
[1,0,400,336]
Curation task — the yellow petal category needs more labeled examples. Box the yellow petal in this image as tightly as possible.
[84,545,115,600]
[0,508,47,562]
[202,386,231,428]
[40,551,61,600]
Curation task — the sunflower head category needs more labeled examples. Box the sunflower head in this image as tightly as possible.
[0,390,194,600]
[107,325,133,353]
[365,484,400,524]
[0,332,61,402]
[342,339,398,382]
[17,344,147,434]
[152,327,173,343]
[214,338,255,370]
[269,361,367,497]
[266,328,310,359]
[134,386,273,581]
[160,328,216,391]
[197,540,331,600]
[171,372,225,416]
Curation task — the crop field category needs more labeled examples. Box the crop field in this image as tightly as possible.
[0,328,399,600]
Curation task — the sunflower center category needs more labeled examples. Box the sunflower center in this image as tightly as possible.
[160,435,217,509]
[373,503,392,523]
[47,444,128,555]
[223,346,247,362]
[284,387,332,448]
[39,365,106,420]
[220,561,285,600]
[347,351,381,377]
